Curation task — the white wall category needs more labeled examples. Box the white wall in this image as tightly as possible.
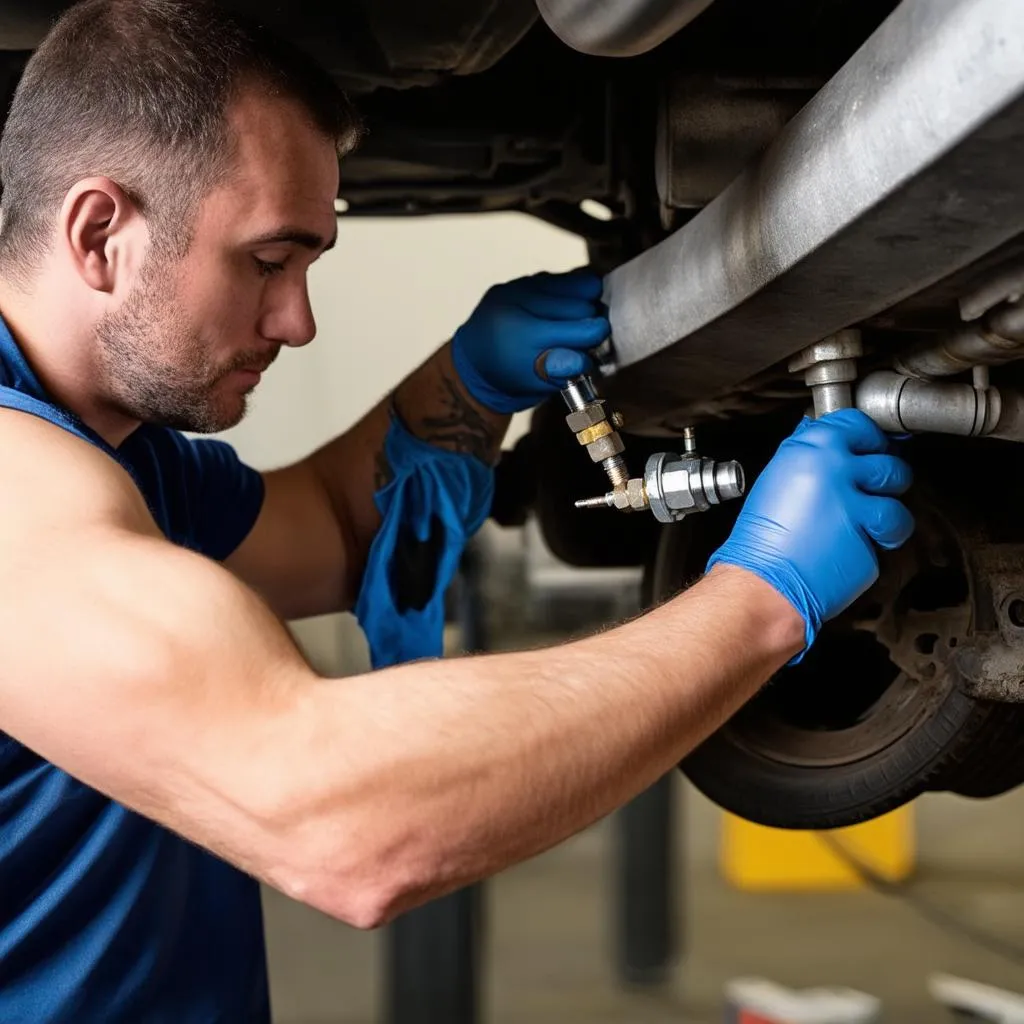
[215,212,587,672]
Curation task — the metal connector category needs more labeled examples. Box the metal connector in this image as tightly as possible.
[643,450,746,524]
[561,377,747,524]
[562,373,629,490]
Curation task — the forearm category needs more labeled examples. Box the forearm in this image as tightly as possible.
[268,562,804,924]
[9,502,799,930]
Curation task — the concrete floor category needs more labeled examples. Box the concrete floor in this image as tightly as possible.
[262,783,1024,1024]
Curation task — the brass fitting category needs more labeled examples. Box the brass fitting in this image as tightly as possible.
[562,374,629,488]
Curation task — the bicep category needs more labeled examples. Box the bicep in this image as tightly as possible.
[0,415,315,880]
[224,460,355,619]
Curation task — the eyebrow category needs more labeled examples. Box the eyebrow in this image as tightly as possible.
[248,227,337,253]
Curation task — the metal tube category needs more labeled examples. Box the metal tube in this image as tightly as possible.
[813,382,853,417]
[713,462,745,502]
[575,494,614,510]
[990,390,1024,442]
[562,375,598,411]
[537,0,716,57]
[895,300,1024,380]
[855,371,1004,436]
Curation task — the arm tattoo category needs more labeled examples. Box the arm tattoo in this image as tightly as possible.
[415,371,497,463]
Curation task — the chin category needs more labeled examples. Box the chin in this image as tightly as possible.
[210,398,248,432]
[172,396,248,435]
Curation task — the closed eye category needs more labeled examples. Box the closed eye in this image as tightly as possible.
[254,257,285,277]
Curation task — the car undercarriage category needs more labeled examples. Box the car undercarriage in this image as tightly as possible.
[4,0,1024,830]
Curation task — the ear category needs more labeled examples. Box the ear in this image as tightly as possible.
[58,177,144,295]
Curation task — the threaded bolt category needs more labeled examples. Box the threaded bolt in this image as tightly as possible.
[602,454,629,488]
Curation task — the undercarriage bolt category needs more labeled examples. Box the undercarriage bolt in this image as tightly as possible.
[788,330,863,417]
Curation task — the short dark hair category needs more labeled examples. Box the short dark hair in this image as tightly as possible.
[0,0,362,285]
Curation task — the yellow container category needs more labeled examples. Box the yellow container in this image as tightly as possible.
[721,805,915,891]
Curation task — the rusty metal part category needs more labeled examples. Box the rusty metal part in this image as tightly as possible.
[656,73,820,211]
[960,260,1024,322]
[952,545,1024,703]
[602,0,1024,434]
[895,299,1024,380]
[728,503,976,768]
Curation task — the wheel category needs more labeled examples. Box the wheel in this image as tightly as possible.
[652,433,1024,830]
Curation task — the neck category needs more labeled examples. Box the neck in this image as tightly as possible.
[0,282,141,448]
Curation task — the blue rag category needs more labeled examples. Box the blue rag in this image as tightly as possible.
[355,414,494,669]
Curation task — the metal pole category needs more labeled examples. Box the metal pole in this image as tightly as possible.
[385,887,483,1024]
[613,771,678,986]
[384,542,488,1024]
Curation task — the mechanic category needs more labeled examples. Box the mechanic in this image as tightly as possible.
[0,0,915,1020]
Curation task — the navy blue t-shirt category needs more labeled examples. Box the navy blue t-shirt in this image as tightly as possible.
[0,317,270,1022]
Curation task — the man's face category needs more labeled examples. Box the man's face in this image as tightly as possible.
[97,88,340,433]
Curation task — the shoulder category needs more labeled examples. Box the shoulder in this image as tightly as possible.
[0,406,153,532]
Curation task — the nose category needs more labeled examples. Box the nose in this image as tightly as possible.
[259,280,317,348]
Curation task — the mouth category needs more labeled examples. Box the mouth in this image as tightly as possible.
[230,368,263,386]
[226,354,277,388]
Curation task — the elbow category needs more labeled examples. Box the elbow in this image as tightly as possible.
[241,724,445,929]
[263,827,439,931]
[273,870,396,930]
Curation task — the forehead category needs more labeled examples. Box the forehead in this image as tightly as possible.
[202,87,340,238]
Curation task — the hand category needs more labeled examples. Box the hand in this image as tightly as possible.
[706,409,915,657]
[450,270,610,414]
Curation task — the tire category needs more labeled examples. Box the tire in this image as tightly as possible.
[651,467,1017,830]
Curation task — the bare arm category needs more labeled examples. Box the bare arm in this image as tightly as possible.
[226,341,508,618]
[0,409,802,927]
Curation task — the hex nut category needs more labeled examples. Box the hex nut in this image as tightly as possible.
[576,421,614,446]
[626,477,648,511]
[788,330,863,373]
[660,463,698,511]
[586,434,625,462]
[611,487,631,511]
[566,403,608,433]
[804,358,858,387]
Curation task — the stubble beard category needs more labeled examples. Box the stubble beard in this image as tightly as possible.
[95,255,253,434]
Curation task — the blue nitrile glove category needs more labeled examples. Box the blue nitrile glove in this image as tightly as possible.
[706,409,915,659]
[450,269,610,414]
